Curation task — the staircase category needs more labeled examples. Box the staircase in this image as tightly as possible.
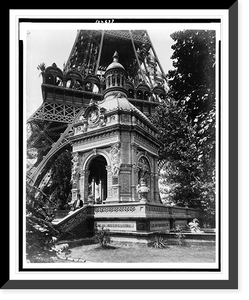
[52,205,92,235]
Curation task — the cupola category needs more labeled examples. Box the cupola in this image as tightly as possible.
[103,52,128,98]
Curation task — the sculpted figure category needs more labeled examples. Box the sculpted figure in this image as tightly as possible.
[110,142,121,176]
[71,152,79,185]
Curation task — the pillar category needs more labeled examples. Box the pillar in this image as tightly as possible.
[79,170,90,204]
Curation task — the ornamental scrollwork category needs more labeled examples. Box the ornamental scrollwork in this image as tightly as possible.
[110,142,121,176]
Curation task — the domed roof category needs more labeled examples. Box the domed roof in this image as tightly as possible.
[106,51,125,71]
[99,92,156,129]
[100,93,132,111]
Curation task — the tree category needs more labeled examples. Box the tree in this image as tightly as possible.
[37,62,46,77]
[168,30,215,121]
[152,30,216,226]
[44,150,72,210]
[26,180,59,262]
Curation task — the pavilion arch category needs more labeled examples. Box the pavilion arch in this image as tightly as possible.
[82,149,111,172]
[81,150,111,203]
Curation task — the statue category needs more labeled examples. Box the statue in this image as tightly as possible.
[110,142,121,176]
[71,152,79,188]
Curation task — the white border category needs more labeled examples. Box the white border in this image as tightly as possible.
[9,9,229,282]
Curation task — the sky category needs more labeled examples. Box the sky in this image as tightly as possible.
[25,29,175,118]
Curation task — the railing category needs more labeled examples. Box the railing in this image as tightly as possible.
[93,202,200,220]
[52,206,89,233]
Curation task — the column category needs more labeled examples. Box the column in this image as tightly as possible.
[92,177,95,200]
[81,170,90,204]
[131,144,139,201]
[106,165,113,199]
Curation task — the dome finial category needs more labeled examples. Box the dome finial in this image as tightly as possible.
[113,51,119,62]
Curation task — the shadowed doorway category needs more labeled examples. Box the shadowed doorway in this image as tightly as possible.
[88,155,107,204]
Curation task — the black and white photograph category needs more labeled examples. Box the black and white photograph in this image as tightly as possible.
[6,6,239,290]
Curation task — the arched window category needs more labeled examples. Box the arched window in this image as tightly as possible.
[117,74,120,86]
[45,74,54,85]
[136,90,143,100]
[128,89,134,98]
[66,79,73,88]
[55,76,63,86]
[85,82,93,91]
[92,83,99,94]
[144,91,150,100]
[74,80,83,90]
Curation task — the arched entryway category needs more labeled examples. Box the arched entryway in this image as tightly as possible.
[88,155,107,204]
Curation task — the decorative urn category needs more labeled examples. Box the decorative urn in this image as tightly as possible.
[137,178,150,203]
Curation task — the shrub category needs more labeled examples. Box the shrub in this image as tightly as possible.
[153,235,167,249]
[174,225,186,246]
[188,218,204,233]
[94,226,111,248]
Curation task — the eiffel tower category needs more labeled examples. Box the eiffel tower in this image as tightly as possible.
[27,30,167,188]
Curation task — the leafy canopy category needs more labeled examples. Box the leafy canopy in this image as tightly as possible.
[152,30,216,226]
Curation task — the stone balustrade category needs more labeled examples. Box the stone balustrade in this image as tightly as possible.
[92,203,200,220]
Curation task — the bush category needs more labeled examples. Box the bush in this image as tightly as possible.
[153,235,167,249]
[94,226,111,248]
[188,218,204,233]
[174,225,186,246]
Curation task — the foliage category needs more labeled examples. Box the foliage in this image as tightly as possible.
[168,30,215,121]
[153,235,167,249]
[94,226,111,248]
[37,62,46,77]
[26,121,53,167]
[174,225,186,246]
[26,180,60,262]
[151,30,216,225]
[188,218,204,233]
[44,150,72,210]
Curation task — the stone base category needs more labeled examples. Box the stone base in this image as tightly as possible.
[107,231,156,246]
[107,231,216,247]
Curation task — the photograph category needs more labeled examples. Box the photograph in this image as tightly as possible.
[25,26,218,267]
[6,6,238,289]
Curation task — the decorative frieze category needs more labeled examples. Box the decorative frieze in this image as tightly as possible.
[73,131,119,152]
[95,221,137,232]
[133,132,159,156]
[150,220,170,231]
[94,205,136,214]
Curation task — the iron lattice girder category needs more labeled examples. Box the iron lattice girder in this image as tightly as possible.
[28,107,85,186]
[99,30,150,45]
[65,30,166,89]
[28,101,83,124]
